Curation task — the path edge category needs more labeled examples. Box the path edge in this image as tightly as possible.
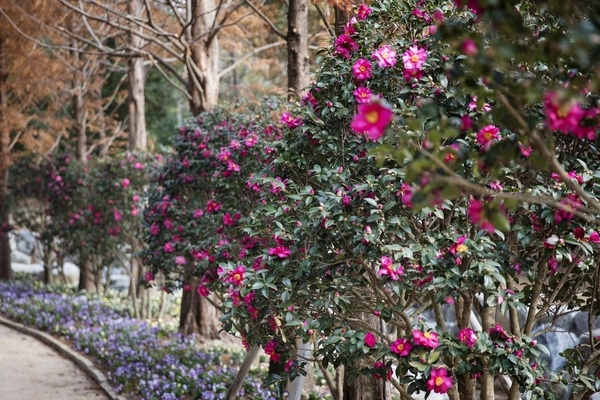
[0,315,126,400]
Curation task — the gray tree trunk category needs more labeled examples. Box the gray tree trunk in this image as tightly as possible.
[179,278,221,338]
[0,36,12,281]
[128,0,148,152]
[188,0,220,115]
[287,0,310,99]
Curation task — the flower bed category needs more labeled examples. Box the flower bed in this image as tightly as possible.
[0,279,275,400]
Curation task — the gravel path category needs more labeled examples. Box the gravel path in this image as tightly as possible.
[0,323,109,400]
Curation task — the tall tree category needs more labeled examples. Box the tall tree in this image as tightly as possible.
[0,0,67,280]
[287,0,310,98]
[127,0,147,151]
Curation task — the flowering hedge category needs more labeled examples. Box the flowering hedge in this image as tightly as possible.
[9,153,156,288]
[0,279,275,399]
[142,102,282,299]
[209,1,600,400]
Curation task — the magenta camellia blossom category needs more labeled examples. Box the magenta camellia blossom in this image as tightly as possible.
[280,112,302,129]
[263,340,280,362]
[268,245,291,258]
[229,265,246,286]
[372,45,397,68]
[403,67,424,82]
[390,338,412,356]
[413,329,440,349]
[357,4,372,20]
[402,45,427,70]
[544,91,585,136]
[458,327,477,348]
[364,332,376,347]
[121,178,130,188]
[334,34,358,58]
[378,255,404,280]
[353,87,372,104]
[467,199,496,233]
[461,38,478,56]
[175,256,186,265]
[197,285,210,297]
[427,368,453,394]
[352,58,372,80]
[476,124,501,149]
[350,99,394,140]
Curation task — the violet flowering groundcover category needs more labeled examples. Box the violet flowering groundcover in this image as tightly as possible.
[0,279,275,400]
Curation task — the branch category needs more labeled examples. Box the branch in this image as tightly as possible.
[243,0,286,40]
[218,40,286,78]
[313,2,335,37]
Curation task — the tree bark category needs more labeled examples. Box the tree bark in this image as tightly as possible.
[179,278,221,338]
[78,258,95,291]
[287,0,310,99]
[188,0,220,115]
[71,40,87,162]
[0,36,12,281]
[344,313,384,400]
[128,0,148,152]
[334,6,351,36]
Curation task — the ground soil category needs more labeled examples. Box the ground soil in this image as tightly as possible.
[0,323,109,400]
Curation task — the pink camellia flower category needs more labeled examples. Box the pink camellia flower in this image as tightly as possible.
[193,209,204,218]
[448,235,468,255]
[334,34,358,58]
[467,199,496,233]
[144,271,154,282]
[131,207,139,217]
[350,99,394,141]
[589,231,600,243]
[372,45,397,68]
[244,132,259,146]
[150,224,160,235]
[113,209,122,222]
[520,144,532,157]
[389,338,412,356]
[223,213,235,226]
[268,245,291,258]
[357,4,372,20]
[121,178,130,188]
[217,147,231,162]
[413,329,440,349]
[364,332,377,347]
[132,194,140,202]
[468,96,492,112]
[226,160,241,172]
[229,265,246,286]
[353,87,372,104]
[476,125,501,149]
[197,285,210,297]
[554,193,583,223]
[163,242,174,253]
[489,324,510,340]
[427,368,453,394]
[373,360,393,381]
[544,91,585,135]
[402,45,427,70]
[461,38,478,55]
[458,327,477,348]
[206,199,221,213]
[352,58,372,80]
[263,340,280,362]
[403,67,424,82]
[378,255,404,280]
[175,256,186,265]
[280,111,302,129]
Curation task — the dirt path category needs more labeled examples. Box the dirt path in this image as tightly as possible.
[0,323,109,400]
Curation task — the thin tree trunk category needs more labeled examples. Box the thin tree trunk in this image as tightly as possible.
[128,0,148,152]
[226,346,260,400]
[334,6,351,36]
[78,257,95,291]
[0,36,11,281]
[343,313,384,400]
[179,278,221,338]
[188,0,220,115]
[287,0,310,99]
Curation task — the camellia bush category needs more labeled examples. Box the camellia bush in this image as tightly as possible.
[209,1,600,400]
[9,152,155,292]
[142,102,282,335]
